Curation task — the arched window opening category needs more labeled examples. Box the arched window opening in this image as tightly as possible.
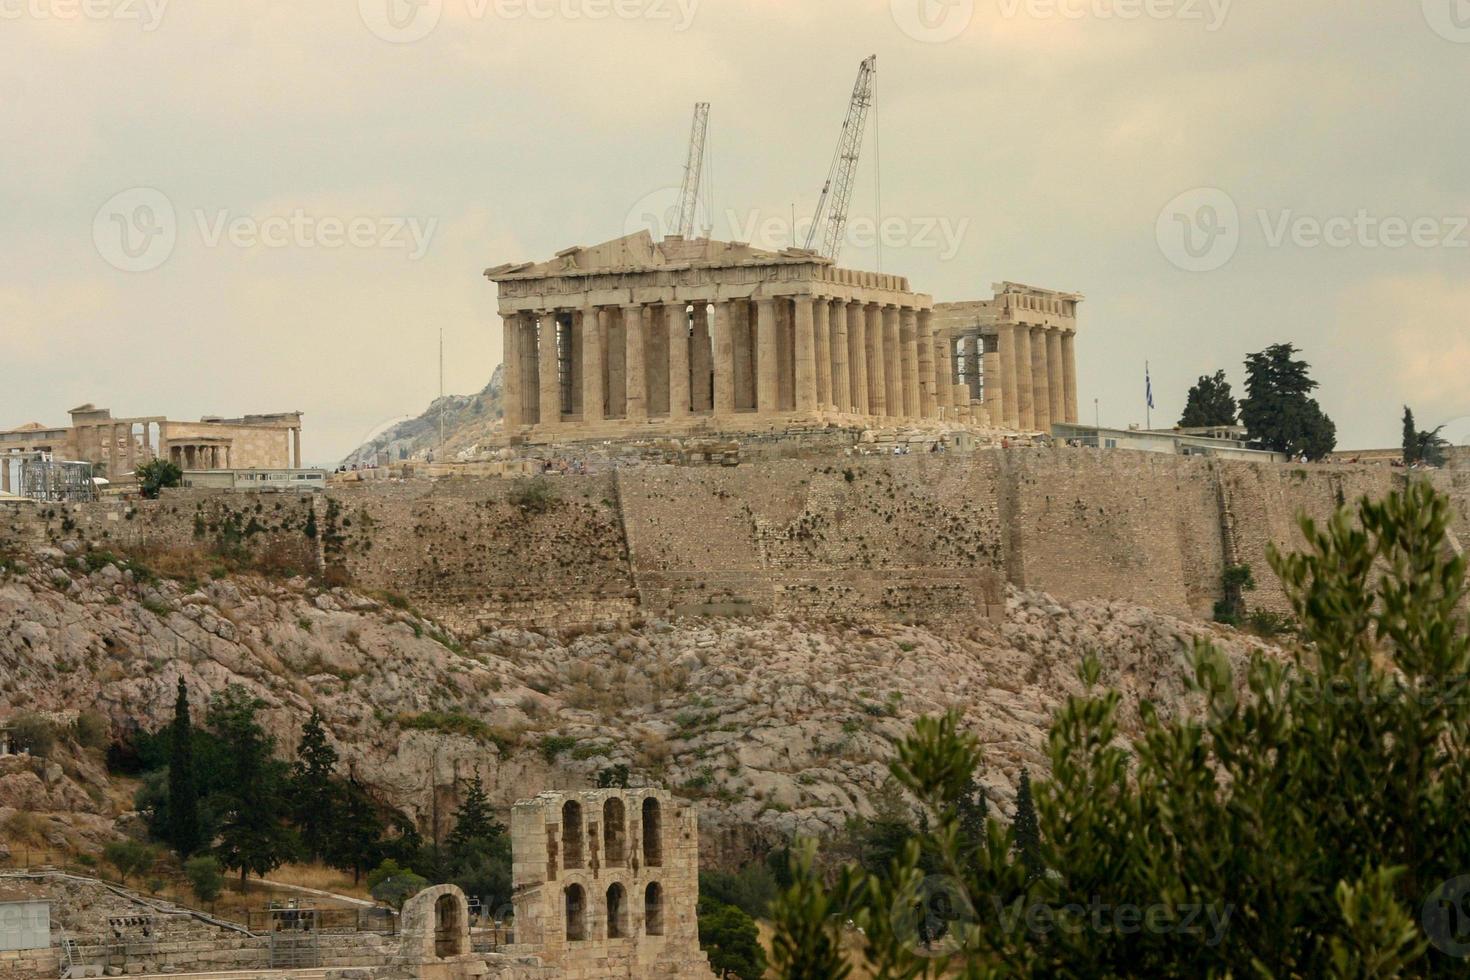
[606,883,628,939]
[644,882,664,936]
[434,894,464,958]
[563,800,584,869]
[641,797,662,867]
[565,884,587,942]
[604,798,626,866]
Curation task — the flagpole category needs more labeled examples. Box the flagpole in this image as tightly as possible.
[1146,361,1152,431]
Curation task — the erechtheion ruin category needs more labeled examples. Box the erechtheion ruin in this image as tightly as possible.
[0,404,304,479]
[486,231,1080,444]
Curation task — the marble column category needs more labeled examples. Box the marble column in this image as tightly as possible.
[794,297,818,413]
[847,302,869,415]
[520,317,540,425]
[812,299,832,411]
[1047,329,1065,428]
[647,306,669,416]
[933,331,952,417]
[829,299,850,414]
[1015,324,1035,431]
[583,308,606,423]
[538,312,560,428]
[982,341,1002,421]
[690,303,712,412]
[569,317,584,417]
[865,305,886,417]
[996,324,1018,430]
[668,303,690,418]
[624,305,647,421]
[882,307,902,418]
[291,428,300,468]
[900,308,920,419]
[606,313,626,418]
[755,298,779,414]
[1062,330,1079,423]
[713,301,735,416]
[917,309,935,418]
[732,302,753,411]
[1030,326,1051,432]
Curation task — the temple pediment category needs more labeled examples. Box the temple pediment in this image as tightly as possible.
[485,231,828,281]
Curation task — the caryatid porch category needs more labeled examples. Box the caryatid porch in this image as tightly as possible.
[486,233,977,442]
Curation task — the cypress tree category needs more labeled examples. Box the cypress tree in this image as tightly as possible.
[168,677,201,856]
[1402,406,1419,465]
[290,709,340,862]
[1012,768,1042,884]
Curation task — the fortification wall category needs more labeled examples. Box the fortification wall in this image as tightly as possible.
[6,452,1467,631]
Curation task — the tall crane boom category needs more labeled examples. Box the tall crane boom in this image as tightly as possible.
[804,55,877,262]
[675,102,711,239]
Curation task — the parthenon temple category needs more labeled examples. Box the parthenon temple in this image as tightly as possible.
[486,232,1081,443]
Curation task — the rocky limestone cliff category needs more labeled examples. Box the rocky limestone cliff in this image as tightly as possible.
[0,538,1280,867]
[341,365,505,468]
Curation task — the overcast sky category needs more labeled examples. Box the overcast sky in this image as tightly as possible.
[4,0,1468,464]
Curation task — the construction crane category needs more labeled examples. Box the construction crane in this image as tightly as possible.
[804,55,877,262]
[675,102,711,238]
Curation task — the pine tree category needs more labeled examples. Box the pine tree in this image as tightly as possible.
[290,709,340,862]
[167,677,201,857]
[1402,406,1419,465]
[209,686,297,889]
[445,771,504,864]
[1179,370,1238,428]
[1240,343,1336,459]
[327,776,387,885]
[1012,768,1042,884]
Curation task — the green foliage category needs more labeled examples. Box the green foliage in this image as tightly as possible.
[1240,342,1336,459]
[700,863,780,920]
[596,764,631,788]
[1178,369,1238,428]
[1213,562,1257,624]
[73,711,109,750]
[767,840,854,980]
[441,772,511,909]
[208,686,297,887]
[290,709,340,862]
[771,481,1470,976]
[1011,768,1042,885]
[168,678,202,857]
[538,734,577,762]
[698,899,767,980]
[136,459,183,499]
[184,854,224,903]
[1403,405,1419,465]
[507,477,557,514]
[368,859,427,910]
[7,713,56,758]
[103,840,159,885]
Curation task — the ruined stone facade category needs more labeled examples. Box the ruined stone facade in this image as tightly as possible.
[0,404,304,481]
[933,283,1083,432]
[509,789,712,978]
[486,232,1080,443]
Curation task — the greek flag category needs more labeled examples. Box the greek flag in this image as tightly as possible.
[1146,363,1155,411]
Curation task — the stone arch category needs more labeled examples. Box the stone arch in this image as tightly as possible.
[604,798,626,866]
[565,883,587,942]
[641,796,662,867]
[606,882,628,939]
[644,881,664,936]
[434,894,464,958]
[563,799,584,869]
